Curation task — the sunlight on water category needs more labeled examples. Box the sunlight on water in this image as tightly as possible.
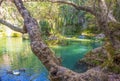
[0,37,102,81]
[6,29,12,37]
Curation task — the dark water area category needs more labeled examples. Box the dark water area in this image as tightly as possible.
[0,37,102,81]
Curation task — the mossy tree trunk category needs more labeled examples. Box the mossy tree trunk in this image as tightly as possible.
[50,0,120,70]
[96,0,120,68]
[0,0,119,80]
[12,0,108,81]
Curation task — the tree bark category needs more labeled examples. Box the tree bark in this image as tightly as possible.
[97,0,120,51]
[0,19,27,33]
[0,0,119,80]
[49,0,99,16]
[49,0,120,49]
[12,0,108,81]
[49,0,120,72]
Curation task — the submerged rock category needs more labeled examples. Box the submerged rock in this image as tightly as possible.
[79,35,86,39]
[12,71,20,76]
[7,70,20,76]
[6,68,26,75]
[19,68,26,72]
[74,62,88,73]
[7,70,13,74]
[95,33,105,39]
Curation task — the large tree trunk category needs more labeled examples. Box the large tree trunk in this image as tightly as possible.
[84,0,120,72]
[53,0,120,73]
[97,0,120,67]
[12,0,108,81]
[0,0,119,80]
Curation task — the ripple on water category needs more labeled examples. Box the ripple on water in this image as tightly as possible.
[0,37,102,81]
[0,68,49,81]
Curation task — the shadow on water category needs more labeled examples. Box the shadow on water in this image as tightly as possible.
[52,40,102,73]
[0,37,102,81]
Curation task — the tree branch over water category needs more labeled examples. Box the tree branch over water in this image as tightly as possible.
[48,0,99,16]
[11,0,108,81]
[17,0,99,16]
[0,19,27,33]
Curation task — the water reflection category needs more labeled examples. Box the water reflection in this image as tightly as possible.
[52,41,102,72]
[0,37,102,81]
[0,37,49,81]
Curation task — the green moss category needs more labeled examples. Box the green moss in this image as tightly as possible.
[102,59,113,68]
[108,64,120,73]
[84,59,102,66]
[0,30,3,32]
[57,39,70,46]
[115,49,120,54]
[115,35,120,41]
[98,53,103,57]
[11,33,21,37]
[101,42,116,67]
[102,62,120,73]
[105,42,115,57]
[108,22,120,31]
[91,60,102,66]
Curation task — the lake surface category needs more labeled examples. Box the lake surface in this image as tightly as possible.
[0,37,102,81]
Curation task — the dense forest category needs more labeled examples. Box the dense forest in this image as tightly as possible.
[0,0,120,81]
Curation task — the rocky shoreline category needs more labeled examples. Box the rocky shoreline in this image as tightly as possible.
[77,46,120,81]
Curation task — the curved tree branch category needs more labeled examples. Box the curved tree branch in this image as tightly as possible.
[12,0,108,81]
[49,0,99,16]
[0,19,27,33]
[9,0,98,16]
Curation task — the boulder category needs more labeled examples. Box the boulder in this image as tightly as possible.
[95,33,105,39]
[7,70,20,76]
[79,35,85,39]
[48,35,58,40]
[12,71,20,76]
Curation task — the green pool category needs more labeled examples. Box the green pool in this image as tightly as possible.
[0,37,102,81]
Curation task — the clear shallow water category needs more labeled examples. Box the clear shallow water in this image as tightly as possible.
[0,37,102,81]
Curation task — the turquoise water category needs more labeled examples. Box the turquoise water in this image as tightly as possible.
[0,37,102,81]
